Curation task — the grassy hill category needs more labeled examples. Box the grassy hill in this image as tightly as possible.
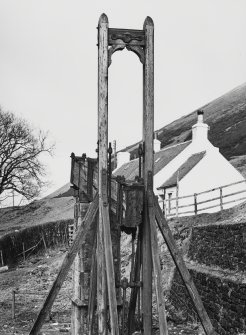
[126,83,246,162]
[0,196,74,238]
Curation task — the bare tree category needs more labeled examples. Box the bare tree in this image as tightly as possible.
[0,108,54,202]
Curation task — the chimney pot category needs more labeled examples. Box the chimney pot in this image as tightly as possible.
[197,110,204,123]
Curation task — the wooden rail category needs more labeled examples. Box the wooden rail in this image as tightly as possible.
[160,179,246,218]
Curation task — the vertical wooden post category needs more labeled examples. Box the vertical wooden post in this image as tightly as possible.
[0,250,4,267]
[176,170,179,217]
[194,193,198,215]
[12,290,16,319]
[142,16,154,335]
[71,202,90,335]
[42,233,47,252]
[22,243,25,261]
[219,187,223,211]
[98,13,109,335]
[88,239,97,335]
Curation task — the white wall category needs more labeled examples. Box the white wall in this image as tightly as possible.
[163,147,246,216]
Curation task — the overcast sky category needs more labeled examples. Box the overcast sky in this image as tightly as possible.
[0,0,246,197]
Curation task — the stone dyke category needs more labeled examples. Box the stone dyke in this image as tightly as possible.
[169,267,246,334]
[167,222,246,334]
[188,223,246,271]
[0,219,71,266]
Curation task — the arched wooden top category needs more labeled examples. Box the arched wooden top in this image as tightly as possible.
[98,13,108,25]
[143,16,154,28]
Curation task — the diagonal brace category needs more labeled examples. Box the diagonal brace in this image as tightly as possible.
[152,192,217,335]
[100,201,119,335]
[148,191,168,334]
[29,194,99,335]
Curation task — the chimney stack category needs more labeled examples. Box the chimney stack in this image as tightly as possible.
[154,132,161,152]
[197,109,204,123]
[117,151,130,168]
[192,110,209,145]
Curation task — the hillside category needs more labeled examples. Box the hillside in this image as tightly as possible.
[125,83,246,162]
[0,196,74,238]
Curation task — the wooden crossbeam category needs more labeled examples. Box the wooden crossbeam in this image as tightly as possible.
[148,192,168,334]
[29,194,99,335]
[153,193,217,335]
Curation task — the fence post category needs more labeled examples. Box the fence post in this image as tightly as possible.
[163,199,166,215]
[22,243,25,261]
[220,187,223,211]
[0,250,3,267]
[12,290,16,319]
[194,193,198,215]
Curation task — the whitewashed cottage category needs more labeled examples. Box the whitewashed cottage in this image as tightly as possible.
[113,111,246,217]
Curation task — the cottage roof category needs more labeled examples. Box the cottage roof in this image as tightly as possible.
[113,141,191,181]
[158,151,206,189]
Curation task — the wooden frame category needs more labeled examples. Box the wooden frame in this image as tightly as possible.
[29,13,217,335]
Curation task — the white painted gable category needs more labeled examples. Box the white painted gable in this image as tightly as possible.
[154,110,246,215]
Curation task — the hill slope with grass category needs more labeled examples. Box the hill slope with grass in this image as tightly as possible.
[124,82,246,177]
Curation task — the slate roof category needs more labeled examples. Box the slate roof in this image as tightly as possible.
[158,151,206,189]
[113,141,191,181]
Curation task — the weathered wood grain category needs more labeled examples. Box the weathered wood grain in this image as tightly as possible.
[101,202,119,335]
[98,13,109,335]
[142,16,154,335]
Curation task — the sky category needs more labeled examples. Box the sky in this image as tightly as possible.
[0,0,246,198]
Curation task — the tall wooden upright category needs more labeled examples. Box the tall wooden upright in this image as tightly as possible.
[97,14,156,335]
[142,17,154,334]
[98,14,119,335]
[98,14,109,335]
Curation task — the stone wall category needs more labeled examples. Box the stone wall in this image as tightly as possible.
[0,219,71,266]
[188,223,246,271]
[169,268,246,334]
[168,222,246,334]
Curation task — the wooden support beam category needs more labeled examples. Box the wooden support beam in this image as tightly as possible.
[88,239,97,335]
[127,231,142,334]
[148,192,168,335]
[98,12,109,335]
[29,195,99,335]
[153,194,217,335]
[142,16,154,335]
[101,202,119,335]
[71,202,90,335]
